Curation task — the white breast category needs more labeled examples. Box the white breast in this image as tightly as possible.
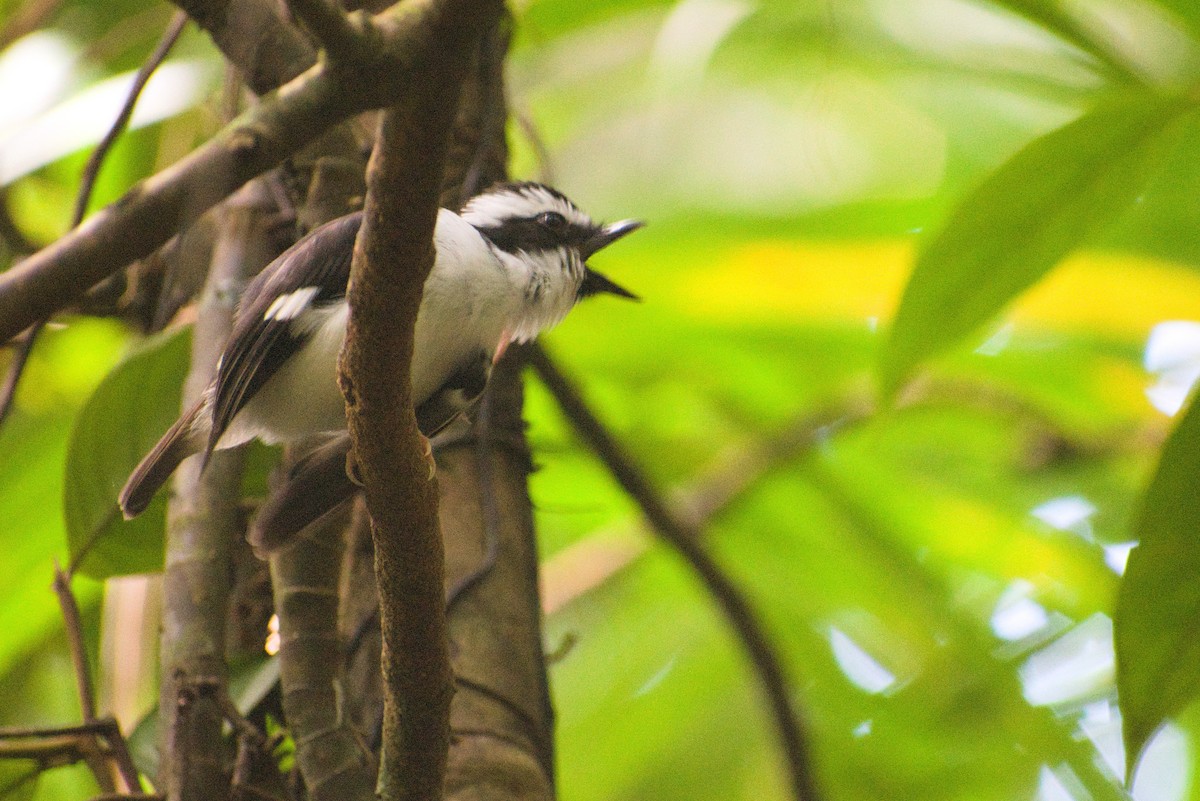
[217,209,520,448]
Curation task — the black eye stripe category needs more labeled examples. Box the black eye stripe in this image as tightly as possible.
[476,218,596,255]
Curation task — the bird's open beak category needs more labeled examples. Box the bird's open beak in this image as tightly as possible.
[580,219,643,301]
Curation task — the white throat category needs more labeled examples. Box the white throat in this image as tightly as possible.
[493,246,584,343]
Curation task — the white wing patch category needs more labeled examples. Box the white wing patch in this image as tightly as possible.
[264,286,320,322]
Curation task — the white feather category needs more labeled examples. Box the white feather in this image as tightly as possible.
[264,286,319,321]
[460,185,591,229]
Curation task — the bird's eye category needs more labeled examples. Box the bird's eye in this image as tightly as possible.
[536,211,567,229]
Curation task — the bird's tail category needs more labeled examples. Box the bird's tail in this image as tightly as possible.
[249,435,358,553]
[118,399,206,519]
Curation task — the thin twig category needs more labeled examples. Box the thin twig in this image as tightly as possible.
[0,13,188,428]
[0,721,124,740]
[72,11,189,226]
[0,716,141,793]
[0,321,43,428]
[527,343,822,801]
[51,562,98,723]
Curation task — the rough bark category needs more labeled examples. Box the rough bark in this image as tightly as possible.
[160,182,280,799]
[336,0,504,797]
[440,352,555,801]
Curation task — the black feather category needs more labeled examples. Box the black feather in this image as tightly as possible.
[204,213,362,459]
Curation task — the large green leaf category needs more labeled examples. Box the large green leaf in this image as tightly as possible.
[984,0,1145,84]
[1156,0,1200,41]
[1115,392,1200,773]
[880,93,1192,398]
[64,326,191,578]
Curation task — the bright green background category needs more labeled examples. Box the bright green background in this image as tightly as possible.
[4,0,1200,799]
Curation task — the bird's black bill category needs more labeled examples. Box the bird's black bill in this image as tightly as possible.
[581,219,644,260]
[581,268,639,300]
[579,219,643,300]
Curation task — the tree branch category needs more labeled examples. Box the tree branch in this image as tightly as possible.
[0,0,499,345]
[337,1,502,797]
[158,183,276,800]
[527,343,823,801]
[270,512,377,801]
[439,351,556,801]
[169,0,315,94]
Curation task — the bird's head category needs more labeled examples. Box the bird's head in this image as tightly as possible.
[460,182,642,305]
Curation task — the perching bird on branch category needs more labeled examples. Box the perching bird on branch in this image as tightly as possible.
[118,181,641,546]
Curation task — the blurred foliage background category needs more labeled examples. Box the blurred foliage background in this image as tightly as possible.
[4,0,1200,799]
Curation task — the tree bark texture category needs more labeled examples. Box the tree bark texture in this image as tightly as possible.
[440,352,555,801]
[159,181,281,800]
[336,1,504,797]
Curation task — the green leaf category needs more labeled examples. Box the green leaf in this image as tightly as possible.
[1115,391,1200,773]
[64,326,192,578]
[880,94,1192,398]
[1156,0,1200,40]
[985,0,1144,84]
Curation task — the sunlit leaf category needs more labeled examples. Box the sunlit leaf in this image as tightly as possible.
[1115,391,1200,773]
[0,58,218,186]
[880,93,1192,398]
[985,0,1146,83]
[64,326,191,578]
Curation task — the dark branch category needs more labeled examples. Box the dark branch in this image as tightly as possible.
[287,0,366,62]
[337,0,503,797]
[527,343,823,801]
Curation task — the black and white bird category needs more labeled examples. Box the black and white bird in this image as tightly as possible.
[119,182,641,545]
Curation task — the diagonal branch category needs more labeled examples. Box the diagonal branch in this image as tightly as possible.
[0,0,499,345]
[527,343,823,801]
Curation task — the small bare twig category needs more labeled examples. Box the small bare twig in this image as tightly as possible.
[0,321,43,428]
[528,343,822,801]
[51,563,98,723]
[73,11,189,226]
[51,564,141,793]
[0,718,141,794]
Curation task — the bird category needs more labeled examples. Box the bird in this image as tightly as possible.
[118,181,641,547]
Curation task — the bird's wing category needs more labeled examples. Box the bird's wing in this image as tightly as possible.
[205,212,363,459]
